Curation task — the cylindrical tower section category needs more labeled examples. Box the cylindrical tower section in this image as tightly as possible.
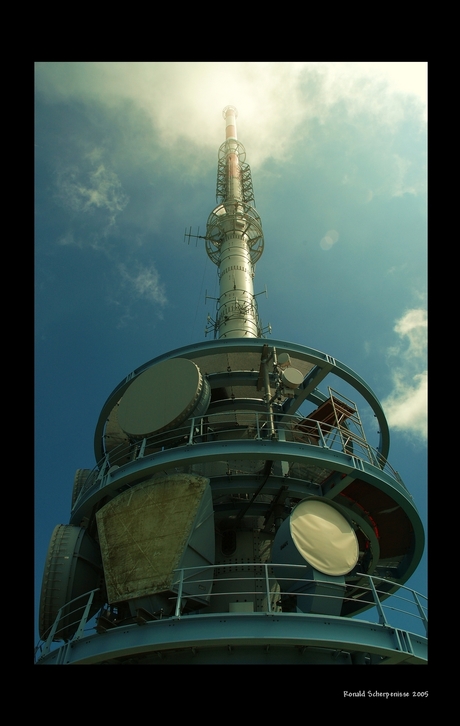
[218,234,258,338]
[206,107,264,339]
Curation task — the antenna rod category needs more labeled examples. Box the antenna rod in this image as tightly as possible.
[224,104,238,140]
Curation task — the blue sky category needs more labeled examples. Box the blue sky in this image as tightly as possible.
[35,62,427,643]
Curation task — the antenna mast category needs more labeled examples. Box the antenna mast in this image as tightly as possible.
[205,106,264,338]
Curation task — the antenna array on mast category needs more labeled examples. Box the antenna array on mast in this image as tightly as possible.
[203,106,265,339]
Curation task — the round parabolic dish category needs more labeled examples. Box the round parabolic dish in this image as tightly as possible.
[282,367,304,389]
[118,358,210,438]
[290,499,359,576]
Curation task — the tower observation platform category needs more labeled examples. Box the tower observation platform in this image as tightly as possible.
[36,106,427,665]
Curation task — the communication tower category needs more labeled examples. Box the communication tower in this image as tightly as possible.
[36,106,427,665]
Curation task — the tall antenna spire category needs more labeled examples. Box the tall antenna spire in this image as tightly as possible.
[205,106,264,338]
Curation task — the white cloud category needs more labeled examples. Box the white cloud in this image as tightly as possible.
[56,148,129,240]
[53,149,129,253]
[36,62,427,171]
[394,308,427,356]
[351,62,427,110]
[383,370,427,439]
[118,263,167,307]
[382,308,427,440]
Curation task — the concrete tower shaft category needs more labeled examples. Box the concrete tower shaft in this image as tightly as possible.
[205,107,264,339]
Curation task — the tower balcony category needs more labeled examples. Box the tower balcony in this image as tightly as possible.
[35,567,427,664]
[75,338,423,597]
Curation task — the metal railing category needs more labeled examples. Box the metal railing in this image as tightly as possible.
[75,412,404,508]
[35,566,427,663]
[35,588,100,660]
[171,564,427,633]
